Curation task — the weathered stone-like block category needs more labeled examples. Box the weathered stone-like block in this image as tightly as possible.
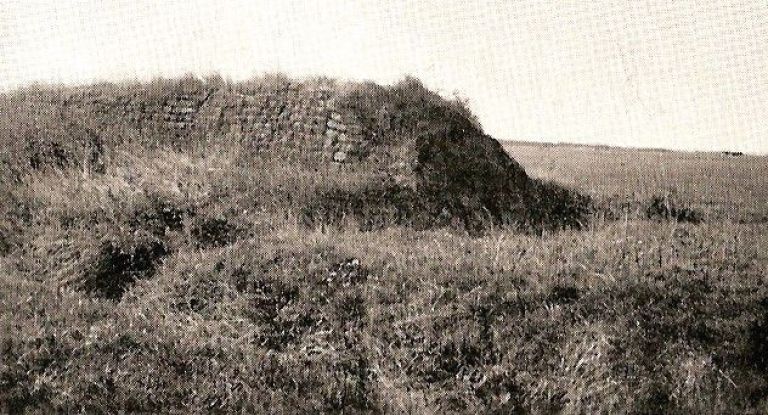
[327,119,346,132]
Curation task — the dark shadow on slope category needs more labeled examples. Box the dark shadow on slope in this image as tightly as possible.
[312,77,594,234]
[191,216,241,249]
[301,179,591,235]
[82,234,169,300]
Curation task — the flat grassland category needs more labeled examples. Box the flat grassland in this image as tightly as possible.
[1,139,766,413]
[505,142,767,222]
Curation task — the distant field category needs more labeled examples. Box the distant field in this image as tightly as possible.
[504,141,768,222]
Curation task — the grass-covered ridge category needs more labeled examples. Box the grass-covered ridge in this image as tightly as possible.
[1,76,767,413]
[0,75,591,235]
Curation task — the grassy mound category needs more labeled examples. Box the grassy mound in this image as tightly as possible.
[0,75,590,235]
[319,77,591,233]
[4,75,759,413]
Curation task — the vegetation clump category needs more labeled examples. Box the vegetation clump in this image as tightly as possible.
[646,194,703,224]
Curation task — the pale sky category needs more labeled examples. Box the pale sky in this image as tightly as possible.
[1,0,766,153]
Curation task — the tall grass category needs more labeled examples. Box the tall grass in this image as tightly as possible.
[1,137,766,413]
[1,78,767,413]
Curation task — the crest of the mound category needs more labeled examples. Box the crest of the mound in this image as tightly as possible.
[0,75,590,233]
[305,77,591,233]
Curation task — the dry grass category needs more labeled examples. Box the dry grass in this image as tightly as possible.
[1,80,767,413]
[1,139,766,413]
[504,142,768,223]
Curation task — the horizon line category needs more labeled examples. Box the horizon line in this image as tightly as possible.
[2,72,764,157]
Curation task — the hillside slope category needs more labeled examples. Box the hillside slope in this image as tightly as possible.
[2,77,767,414]
[0,75,588,234]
